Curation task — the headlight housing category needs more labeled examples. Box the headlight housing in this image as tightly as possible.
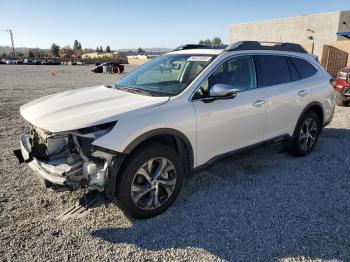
[77,121,117,135]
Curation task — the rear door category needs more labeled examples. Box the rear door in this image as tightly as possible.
[256,55,312,140]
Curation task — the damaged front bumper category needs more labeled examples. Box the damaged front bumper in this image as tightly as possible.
[16,131,84,187]
[14,128,116,191]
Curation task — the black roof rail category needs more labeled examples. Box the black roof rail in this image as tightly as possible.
[173,44,228,51]
[225,41,308,54]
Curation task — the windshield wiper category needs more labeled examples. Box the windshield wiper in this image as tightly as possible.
[115,85,159,96]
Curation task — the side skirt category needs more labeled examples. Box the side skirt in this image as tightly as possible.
[193,134,290,174]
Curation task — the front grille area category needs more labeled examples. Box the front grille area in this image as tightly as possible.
[30,128,49,161]
[78,136,95,158]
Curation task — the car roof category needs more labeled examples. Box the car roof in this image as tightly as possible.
[167,49,224,55]
[167,41,309,57]
[167,49,317,63]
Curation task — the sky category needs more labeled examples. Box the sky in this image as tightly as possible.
[0,0,349,50]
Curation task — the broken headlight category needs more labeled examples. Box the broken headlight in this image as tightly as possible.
[76,121,117,135]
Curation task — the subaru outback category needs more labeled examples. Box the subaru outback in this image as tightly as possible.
[15,41,335,218]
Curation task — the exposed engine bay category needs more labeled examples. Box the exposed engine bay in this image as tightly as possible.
[18,124,116,191]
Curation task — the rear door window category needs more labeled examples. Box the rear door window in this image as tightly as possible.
[257,55,291,87]
[290,57,317,79]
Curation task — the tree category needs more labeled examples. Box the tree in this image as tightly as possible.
[74,48,82,58]
[96,47,100,52]
[73,40,79,50]
[83,48,93,54]
[211,37,223,45]
[1,53,7,58]
[198,39,211,45]
[51,43,60,57]
[106,45,111,52]
[137,47,145,53]
[16,52,24,58]
[59,46,73,58]
[31,48,45,58]
[77,42,82,50]
[100,46,103,52]
[27,50,35,58]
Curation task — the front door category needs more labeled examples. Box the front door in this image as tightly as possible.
[192,55,267,166]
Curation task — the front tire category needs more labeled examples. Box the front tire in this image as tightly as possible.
[288,111,321,157]
[116,143,184,219]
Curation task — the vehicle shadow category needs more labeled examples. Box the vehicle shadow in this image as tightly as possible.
[91,127,350,261]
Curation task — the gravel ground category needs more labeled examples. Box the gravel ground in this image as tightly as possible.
[0,65,349,262]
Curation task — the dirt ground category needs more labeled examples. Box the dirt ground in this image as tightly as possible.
[0,65,349,262]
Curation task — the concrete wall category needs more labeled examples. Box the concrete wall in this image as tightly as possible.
[229,11,350,58]
[338,11,350,41]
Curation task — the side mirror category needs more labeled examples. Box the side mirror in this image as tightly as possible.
[210,84,237,99]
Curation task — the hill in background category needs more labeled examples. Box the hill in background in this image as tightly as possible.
[0,45,171,54]
[115,48,172,53]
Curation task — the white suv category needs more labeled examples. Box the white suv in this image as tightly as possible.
[15,41,335,218]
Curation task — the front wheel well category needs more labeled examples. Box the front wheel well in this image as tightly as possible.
[123,131,194,177]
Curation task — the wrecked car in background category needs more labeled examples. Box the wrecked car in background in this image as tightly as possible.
[334,66,350,106]
[91,62,124,74]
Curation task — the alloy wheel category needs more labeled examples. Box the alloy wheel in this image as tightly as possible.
[299,117,318,151]
[131,157,177,210]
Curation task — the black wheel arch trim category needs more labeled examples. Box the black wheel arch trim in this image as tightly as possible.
[104,128,194,201]
[295,101,325,134]
[123,128,194,171]
[105,154,126,201]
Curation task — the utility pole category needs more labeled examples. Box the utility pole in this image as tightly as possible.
[5,30,15,59]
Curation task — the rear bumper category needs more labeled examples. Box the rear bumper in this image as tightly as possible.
[17,132,83,186]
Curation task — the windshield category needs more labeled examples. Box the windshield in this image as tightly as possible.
[115,54,216,96]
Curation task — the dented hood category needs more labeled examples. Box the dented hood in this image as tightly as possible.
[20,85,169,132]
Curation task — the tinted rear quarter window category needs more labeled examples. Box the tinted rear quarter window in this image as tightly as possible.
[290,57,317,79]
[257,55,291,87]
[287,58,301,81]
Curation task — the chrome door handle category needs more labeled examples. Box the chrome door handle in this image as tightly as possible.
[298,89,308,97]
[253,100,265,107]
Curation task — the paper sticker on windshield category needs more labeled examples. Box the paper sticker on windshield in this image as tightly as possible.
[187,56,212,62]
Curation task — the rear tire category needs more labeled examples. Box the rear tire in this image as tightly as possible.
[116,143,184,219]
[288,111,321,157]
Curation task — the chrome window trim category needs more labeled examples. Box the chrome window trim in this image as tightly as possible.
[189,52,319,102]
[189,54,258,102]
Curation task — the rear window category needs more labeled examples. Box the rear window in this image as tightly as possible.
[257,55,291,87]
[290,57,317,79]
